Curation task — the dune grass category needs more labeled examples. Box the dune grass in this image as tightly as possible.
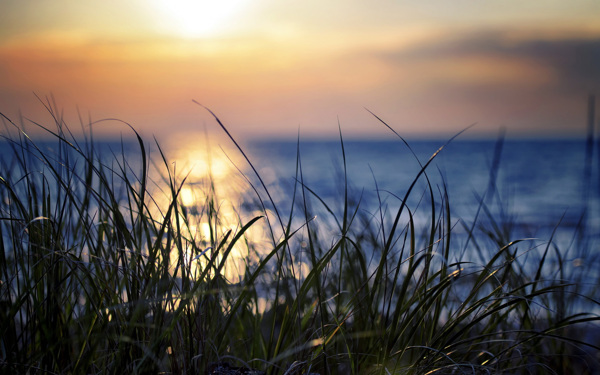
[0,101,599,374]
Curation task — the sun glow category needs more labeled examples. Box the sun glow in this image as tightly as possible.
[153,0,250,37]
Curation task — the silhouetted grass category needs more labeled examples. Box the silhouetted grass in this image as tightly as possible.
[0,100,599,374]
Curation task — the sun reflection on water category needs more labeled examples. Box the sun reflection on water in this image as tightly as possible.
[155,134,267,283]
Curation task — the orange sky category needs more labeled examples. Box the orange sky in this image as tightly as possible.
[1,0,599,140]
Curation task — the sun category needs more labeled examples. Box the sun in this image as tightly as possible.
[152,0,250,38]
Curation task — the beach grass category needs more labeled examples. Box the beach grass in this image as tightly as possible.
[0,101,599,374]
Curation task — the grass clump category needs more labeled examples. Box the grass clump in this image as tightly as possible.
[0,101,599,374]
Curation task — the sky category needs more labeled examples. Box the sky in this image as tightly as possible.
[0,0,599,140]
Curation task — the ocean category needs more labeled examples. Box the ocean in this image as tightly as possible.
[1,136,598,251]
[2,135,599,300]
[246,139,599,241]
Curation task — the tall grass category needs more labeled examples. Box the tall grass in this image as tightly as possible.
[0,100,599,374]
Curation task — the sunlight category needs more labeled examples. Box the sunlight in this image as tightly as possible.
[180,186,196,206]
[152,0,250,37]
[150,135,269,284]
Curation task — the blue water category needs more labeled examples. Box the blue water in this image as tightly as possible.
[246,139,600,241]
[1,137,598,244]
[2,135,599,291]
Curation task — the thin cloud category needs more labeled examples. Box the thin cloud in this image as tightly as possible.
[377,30,600,92]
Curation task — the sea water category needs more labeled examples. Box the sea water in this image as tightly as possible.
[246,139,600,244]
[2,135,599,297]
[2,137,598,251]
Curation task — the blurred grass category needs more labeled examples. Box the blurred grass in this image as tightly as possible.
[0,99,599,374]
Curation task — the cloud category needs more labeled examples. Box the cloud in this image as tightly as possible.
[377,30,600,93]
[1,24,597,139]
